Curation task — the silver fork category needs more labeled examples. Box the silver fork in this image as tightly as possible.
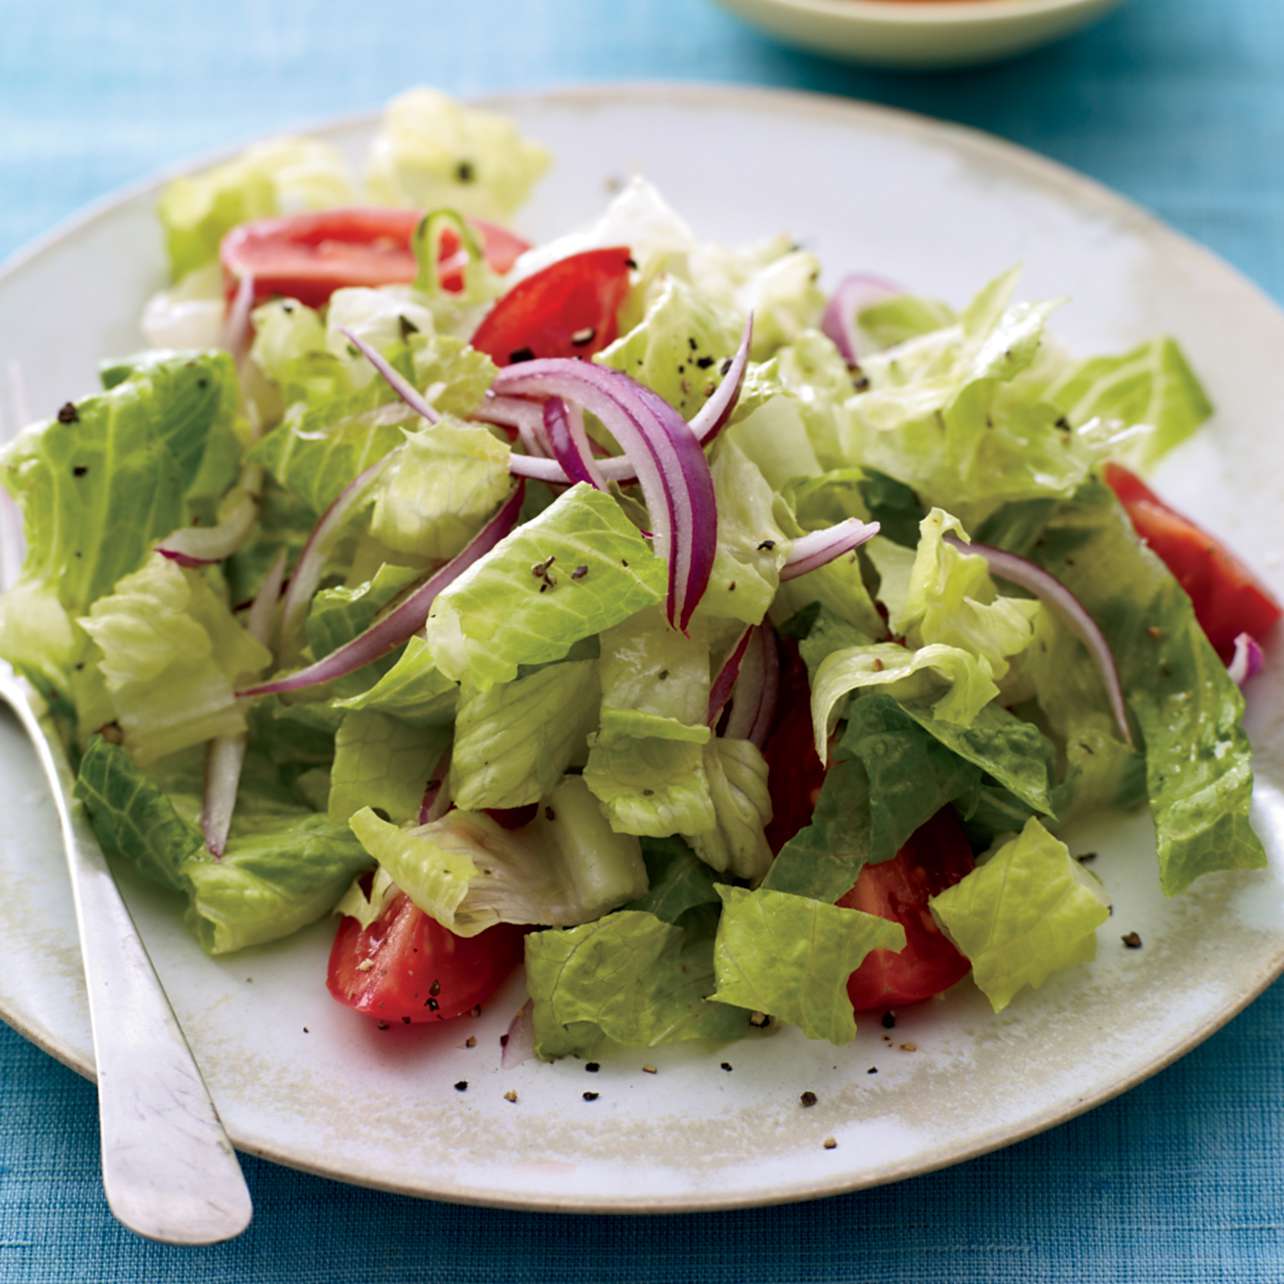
[0,364,252,1244]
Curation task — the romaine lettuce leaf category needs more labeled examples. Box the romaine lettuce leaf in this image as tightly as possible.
[929,817,1109,1011]
[597,607,710,744]
[855,292,956,350]
[685,738,773,882]
[1,350,238,613]
[525,908,746,1059]
[158,137,354,279]
[79,558,270,764]
[349,776,646,935]
[1023,479,1265,893]
[329,710,449,826]
[426,484,666,689]
[583,735,716,837]
[725,395,821,491]
[370,418,511,561]
[365,88,550,221]
[710,885,905,1043]
[626,836,721,923]
[334,635,458,724]
[451,659,599,809]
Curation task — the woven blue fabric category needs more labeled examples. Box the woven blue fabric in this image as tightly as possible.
[2,1,1282,1279]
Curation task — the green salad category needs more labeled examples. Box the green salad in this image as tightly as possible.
[1,88,1274,1060]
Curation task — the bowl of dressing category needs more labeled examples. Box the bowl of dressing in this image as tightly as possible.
[714,0,1123,69]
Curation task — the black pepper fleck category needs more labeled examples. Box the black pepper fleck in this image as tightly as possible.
[455,159,476,183]
[454,1080,468,1092]
[695,355,715,369]
[571,565,588,581]
[426,998,439,1012]
[756,540,775,551]
[57,402,79,424]
[625,256,638,270]
[719,357,733,376]
[508,346,536,364]
[582,1091,599,1102]
[72,465,88,477]
[800,1091,818,1108]
[1122,931,1143,949]
[881,1011,896,1030]
[867,1067,878,1075]
[720,1062,733,1072]
[585,1061,601,1073]
[545,805,556,822]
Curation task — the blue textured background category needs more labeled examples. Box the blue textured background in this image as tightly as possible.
[2,1,1282,1279]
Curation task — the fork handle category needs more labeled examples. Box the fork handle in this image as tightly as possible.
[7,683,252,1244]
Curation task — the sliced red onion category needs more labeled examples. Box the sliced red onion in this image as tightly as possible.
[493,361,716,630]
[223,271,256,365]
[726,625,780,749]
[419,749,452,825]
[339,326,439,425]
[707,627,753,728]
[1227,632,1265,688]
[202,549,287,856]
[156,470,260,567]
[945,533,1135,748]
[479,393,550,457]
[494,313,754,489]
[278,453,397,650]
[779,518,880,581]
[544,398,605,490]
[500,999,535,1070]
[686,312,753,447]
[821,274,900,368]
[239,484,524,698]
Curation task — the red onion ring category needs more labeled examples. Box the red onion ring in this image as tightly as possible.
[238,484,524,698]
[1227,632,1265,689]
[338,326,439,424]
[707,627,753,728]
[491,361,716,631]
[156,475,259,567]
[944,533,1135,748]
[820,273,900,368]
[543,398,605,490]
[725,625,780,749]
[779,519,880,581]
[479,393,550,457]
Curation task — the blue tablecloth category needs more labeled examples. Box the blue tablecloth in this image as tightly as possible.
[2,2,1282,1279]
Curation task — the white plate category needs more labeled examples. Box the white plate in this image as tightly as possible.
[714,0,1122,70]
[2,83,1283,1213]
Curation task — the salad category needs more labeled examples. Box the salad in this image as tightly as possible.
[1,88,1278,1061]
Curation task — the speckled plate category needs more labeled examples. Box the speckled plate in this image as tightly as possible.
[1,84,1282,1213]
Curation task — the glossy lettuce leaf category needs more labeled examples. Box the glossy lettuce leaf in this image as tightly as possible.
[80,558,270,764]
[76,737,370,954]
[627,837,721,924]
[426,484,666,689]
[584,735,716,837]
[725,395,822,492]
[451,659,599,809]
[855,293,956,350]
[306,563,422,658]
[525,909,746,1060]
[1023,479,1265,893]
[349,776,646,936]
[597,607,710,744]
[370,418,511,561]
[685,738,774,882]
[710,885,904,1043]
[158,137,354,279]
[334,635,458,725]
[810,641,999,762]
[366,87,550,221]
[1,350,238,613]
[930,818,1109,1011]
[328,710,449,825]
[857,470,927,549]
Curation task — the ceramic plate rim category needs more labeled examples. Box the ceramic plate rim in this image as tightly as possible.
[719,0,1111,28]
[2,81,1282,1213]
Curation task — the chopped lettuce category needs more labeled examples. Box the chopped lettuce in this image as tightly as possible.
[371,418,511,561]
[855,292,956,350]
[365,87,550,221]
[334,635,458,724]
[685,738,774,882]
[525,909,745,1059]
[158,137,354,279]
[583,735,716,837]
[1,351,238,613]
[328,711,448,825]
[930,818,1109,1012]
[349,776,647,935]
[710,885,905,1042]
[1022,479,1265,893]
[426,484,666,689]
[627,837,722,923]
[80,558,270,764]
[450,660,599,809]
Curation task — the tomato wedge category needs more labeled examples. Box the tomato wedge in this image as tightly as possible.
[470,247,633,366]
[838,808,974,1012]
[327,888,524,1024]
[1103,462,1282,662]
[220,207,530,308]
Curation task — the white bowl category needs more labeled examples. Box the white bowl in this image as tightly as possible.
[715,0,1123,69]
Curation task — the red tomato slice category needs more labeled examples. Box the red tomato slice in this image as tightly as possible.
[220,208,530,308]
[1103,462,1282,662]
[470,247,633,366]
[838,808,974,1012]
[761,639,829,854]
[327,889,524,1024]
